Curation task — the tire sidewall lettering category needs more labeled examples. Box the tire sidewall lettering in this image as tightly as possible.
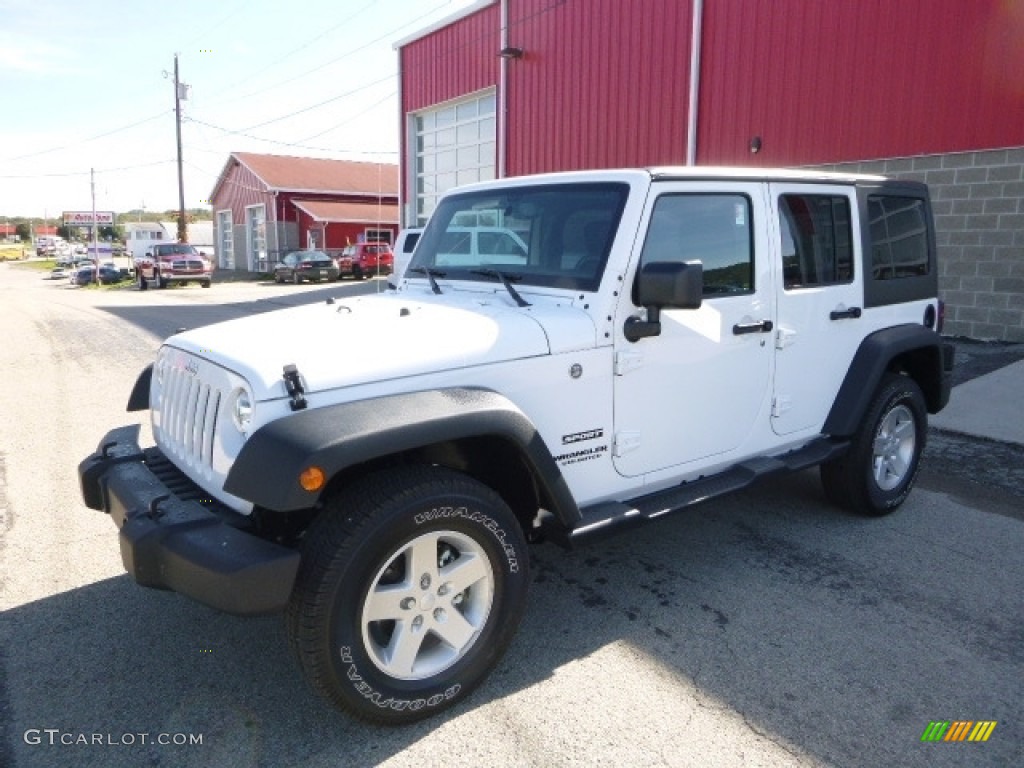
[414,505,520,574]
[338,645,463,712]
[326,486,527,719]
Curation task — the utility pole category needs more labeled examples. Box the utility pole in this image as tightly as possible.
[173,53,188,243]
[90,168,99,283]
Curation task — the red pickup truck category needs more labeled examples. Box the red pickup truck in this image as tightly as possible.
[136,243,213,290]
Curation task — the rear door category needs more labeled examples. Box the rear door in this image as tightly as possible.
[769,184,863,435]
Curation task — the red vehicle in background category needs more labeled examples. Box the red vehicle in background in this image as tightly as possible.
[336,242,394,280]
[135,243,213,290]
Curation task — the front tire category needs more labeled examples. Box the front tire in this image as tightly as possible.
[287,466,529,725]
[821,373,927,516]
[138,272,148,291]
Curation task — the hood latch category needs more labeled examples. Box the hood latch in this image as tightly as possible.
[283,364,308,411]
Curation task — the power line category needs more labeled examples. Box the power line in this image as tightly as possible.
[0,110,171,163]
[0,158,176,180]
[205,0,457,109]
[201,0,377,102]
[292,89,397,143]
[185,117,398,155]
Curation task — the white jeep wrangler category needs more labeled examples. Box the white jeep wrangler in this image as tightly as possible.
[80,168,952,724]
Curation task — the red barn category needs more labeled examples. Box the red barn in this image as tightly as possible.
[397,0,1024,340]
[209,152,398,273]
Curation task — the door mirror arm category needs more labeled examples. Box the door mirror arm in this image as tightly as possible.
[624,309,662,342]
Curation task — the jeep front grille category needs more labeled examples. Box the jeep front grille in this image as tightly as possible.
[160,363,222,472]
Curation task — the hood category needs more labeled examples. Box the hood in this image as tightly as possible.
[168,291,596,401]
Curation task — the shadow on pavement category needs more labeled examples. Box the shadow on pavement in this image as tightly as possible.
[3,472,1020,767]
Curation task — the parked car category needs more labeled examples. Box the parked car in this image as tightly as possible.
[339,242,394,280]
[49,266,70,280]
[98,262,124,284]
[432,226,528,267]
[72,265,96,285]
[274,250,340,284]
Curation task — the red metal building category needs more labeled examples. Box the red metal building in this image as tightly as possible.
[209,152,399,273]
[396,0,1024,340]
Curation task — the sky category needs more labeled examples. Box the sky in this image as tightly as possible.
[0,0,481,220]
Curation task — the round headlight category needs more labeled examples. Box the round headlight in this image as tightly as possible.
[232,388,254,433]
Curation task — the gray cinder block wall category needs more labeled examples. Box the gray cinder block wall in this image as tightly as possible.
[816,147,1024,342]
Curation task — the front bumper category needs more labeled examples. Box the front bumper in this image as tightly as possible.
[79,425,299,615]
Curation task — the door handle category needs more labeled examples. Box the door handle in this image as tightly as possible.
[732,320,774,335]
[829,307,862,320]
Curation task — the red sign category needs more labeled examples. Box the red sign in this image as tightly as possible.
[63,211,115,226]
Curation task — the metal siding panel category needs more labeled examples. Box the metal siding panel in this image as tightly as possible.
[699,0,1024,165]
[507,0,692,175]
[401,5,501,113]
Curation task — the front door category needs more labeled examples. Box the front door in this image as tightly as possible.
[769,184,864,436]
[612,182,774,478]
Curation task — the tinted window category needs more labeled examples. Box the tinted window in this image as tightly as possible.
[639,194,753,296]
[779,194,853,289]
[868,196,930,279]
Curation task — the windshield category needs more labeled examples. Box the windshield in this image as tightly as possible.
[161,245,198,256]
[409,182,628,292]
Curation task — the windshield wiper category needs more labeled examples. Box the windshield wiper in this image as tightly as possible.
[471,269,531,307]
[409,266,445,294]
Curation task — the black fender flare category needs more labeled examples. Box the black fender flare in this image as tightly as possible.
[223,387,582,527]
[823,324,952,437]
[126,364,153,412]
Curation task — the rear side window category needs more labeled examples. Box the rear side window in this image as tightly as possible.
[779,195,853,289]
[640,194,753,296]
[868,196,930,279]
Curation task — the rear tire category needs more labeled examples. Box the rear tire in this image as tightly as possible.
[287,466,529,725]
[821,373,927,516]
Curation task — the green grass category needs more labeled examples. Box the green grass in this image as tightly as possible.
[8,257,55,271]
[0,243,31,261]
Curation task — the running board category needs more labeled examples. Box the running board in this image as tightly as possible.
[555,438,849,546]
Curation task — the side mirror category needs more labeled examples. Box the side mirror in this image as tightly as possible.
[625,261,703,342]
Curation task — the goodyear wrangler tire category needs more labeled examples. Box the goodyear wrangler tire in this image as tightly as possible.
[821,373,927,516]
[287,466,529,724]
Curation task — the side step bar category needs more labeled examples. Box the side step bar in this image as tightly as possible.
[551,438,849,546]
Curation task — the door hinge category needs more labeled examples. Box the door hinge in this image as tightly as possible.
[776,326,797,350]
[772,396,792,418]
[614,351,643,376]
[613,431,641,457]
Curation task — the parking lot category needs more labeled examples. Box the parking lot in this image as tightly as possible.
[0,262,1021,768]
